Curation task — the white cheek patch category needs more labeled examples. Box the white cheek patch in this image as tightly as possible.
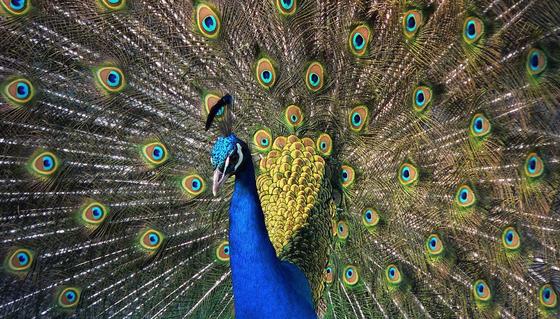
[234,143,243,171]
[222,156,230,176]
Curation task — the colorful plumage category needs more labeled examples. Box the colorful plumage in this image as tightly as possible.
[1,0,560,318]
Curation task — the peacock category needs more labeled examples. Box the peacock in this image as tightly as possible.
[0,0,559,318]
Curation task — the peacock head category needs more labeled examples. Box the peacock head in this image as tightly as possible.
[206,94,250,196]
[210,134,249,195]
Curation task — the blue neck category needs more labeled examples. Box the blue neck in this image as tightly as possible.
[228,159,279,293]
[228,159,316,318]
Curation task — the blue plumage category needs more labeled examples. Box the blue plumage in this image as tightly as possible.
[211,134,317,318]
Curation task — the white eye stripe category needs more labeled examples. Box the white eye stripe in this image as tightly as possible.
[222,156,231,176]
[234,143,243,171]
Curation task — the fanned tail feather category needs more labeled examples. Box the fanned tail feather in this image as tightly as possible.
[1,0,559,318]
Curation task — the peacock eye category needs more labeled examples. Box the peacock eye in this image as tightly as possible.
[342,265,359,286]
[204,93,225,118]
[348,25,371,56]
[139,229,164,251]
[353,33,365,50]
[1,0,31,15]
[141,142,169,166]
[81,202,108,225]
[57,287,81,308]
[385,264,402,286]
[403,10,423,38]
[336,220,349,240]
[41,155,54,170]
[413,86,432,112]
[473,280,492,302]
[3,77,34,106]
[253,129,273,153]
[349,106,368,132]
[95,67,125,93]
[463,17,484,44]
[316,133,332,157]
[275,0,296,16]
[501,226,520,251]
[527,48,547,76]
[470,113,491,138]
[149,234,158,244]
[539,284,558,309]
[29,151,59,177]
[284,105,304,129]
[65,291,76,302]
[524,152,544,178]
[196,3,221,38]
[324,265,334,284]
[455,185,476,208]
[6,248,34,272]
[362,208,379,227]
[425,234,444,256]
[256,58,277,89]
[15,252,29,266]
[152,146,164,160]
[92,207,102,219]
[99,0,125,10]
[215,240,230,263]
[398,163,418,186]
[182,174,206,197]
[305,62,325,92]
[340,165,355,188]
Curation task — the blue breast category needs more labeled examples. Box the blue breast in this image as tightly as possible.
[228,163,317,319]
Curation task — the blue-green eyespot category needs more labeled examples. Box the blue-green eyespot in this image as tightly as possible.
[57,287,81,308]
[473,279,492,302]
[463,17,484,44]
[275,0,296,16]
[403,10,423,39]
[501,226,520,251]
[386,264,402,286]
[455,185,476,208]
[305,62,325,92]
[348,25,371,56]
[398,163,418,186]
[215,240,230,263]
[29,151,60,177]
[342,265,359,286]
[425,234,444,256]
[196,3,221,39]
[182,174,206,197]
[95,66,125,93]
[255,58,277,89]
[539,284,558,309]
[98,0,126,10]
[349,106,368,132]
[5,248,34,273]
[2,77,34,106]
[412,86,432,112]
[524,152,544,178]
[139,228,165,252]
[470,113,491,138]
[141,142,169,166]
[527,48,547,76]
[1,0,31,15]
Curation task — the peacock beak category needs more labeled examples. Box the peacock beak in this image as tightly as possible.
[212,155,231,196]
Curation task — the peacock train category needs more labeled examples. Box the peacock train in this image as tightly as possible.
[0,0,559,318]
